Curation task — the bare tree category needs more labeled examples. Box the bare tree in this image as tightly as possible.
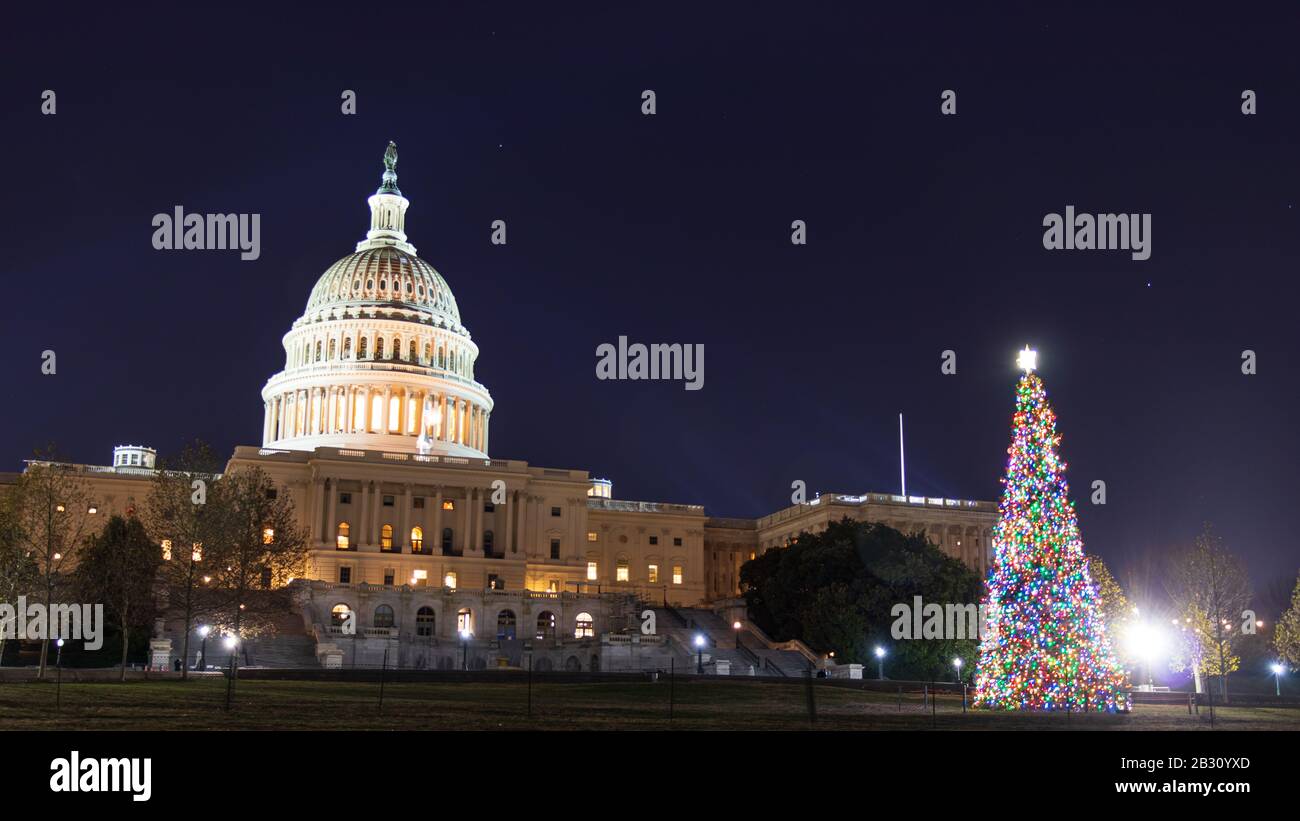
[0,479,39,666]
[13,449,92,679]
[206,466,309,650]
[1275,572,1300,667]
[1167,523,1251,701]
[142,441,225,679]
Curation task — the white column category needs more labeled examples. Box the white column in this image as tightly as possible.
[326,479,338,547]
[504,489,514,554]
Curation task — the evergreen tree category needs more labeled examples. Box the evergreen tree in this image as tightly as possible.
[973,355,1127,711]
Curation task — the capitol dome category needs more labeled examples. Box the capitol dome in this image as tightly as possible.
[260,143,493,458]
[302,247,466,335]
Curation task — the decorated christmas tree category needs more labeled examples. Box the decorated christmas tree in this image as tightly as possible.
[973,348,1128,711]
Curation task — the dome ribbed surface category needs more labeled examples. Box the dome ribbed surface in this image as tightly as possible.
[304,246,461,327]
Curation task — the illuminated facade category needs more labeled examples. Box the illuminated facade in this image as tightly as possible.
[5,145,996,670]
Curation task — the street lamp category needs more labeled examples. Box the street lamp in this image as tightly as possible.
[460,629,472,671]
[732,621,742,649]
[1123,621,1167,690]
[197,625,211,671]
[874,645,886,680]
[1271,662,1286,697]
[694,633,706,674]
[953,657,964,683]
[55,639,65,710]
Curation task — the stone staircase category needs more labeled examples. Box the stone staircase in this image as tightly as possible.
[642,605,806,676]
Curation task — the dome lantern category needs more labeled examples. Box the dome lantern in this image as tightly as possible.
[358,140,416,255]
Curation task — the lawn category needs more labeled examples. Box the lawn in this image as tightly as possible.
[2,676,1298,731]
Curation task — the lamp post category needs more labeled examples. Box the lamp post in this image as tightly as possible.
[197,625,210,671]
[874,646,886,680]
[55,639,65,711]
[1272,662,1286,697]
[460,629,472,671]
[694,634,706,674]
[953,657,963,684]
[223,635,238,711]
[732,621,742,649]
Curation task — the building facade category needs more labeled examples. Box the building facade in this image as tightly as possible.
[5,146,997,670]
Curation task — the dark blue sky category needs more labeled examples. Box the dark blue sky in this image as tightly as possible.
[2,3,1297,602]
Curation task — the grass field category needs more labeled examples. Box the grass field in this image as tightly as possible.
[2,676,1299,731]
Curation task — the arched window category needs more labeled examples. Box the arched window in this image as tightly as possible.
[483,530,495,555]
[376,337,386,359]
[358,337,368,359]
[497,609,517,641]
[457,607,472,635]
[616,557,629,582]
[536,611,556,641]
[409,340,418,361]
[424,342,432,364]
[441,527,453,554]
[328,338,336,360]
[336,522,350,550]
[374,604,395,629]
[392,336,401,360]
[315,341,322,361]
[416,607,435,637]
[410,526,424,553]
[575,612,594,639]
[331,603,352,627]
[343,337,352,359]
[380,524,393,550]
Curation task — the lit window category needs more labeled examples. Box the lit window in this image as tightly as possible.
[547,579,559,593]
[586,561,598,581]
[381,524,394,550]
[457,607,472,634]
[442,500,455,511]
[749,551,756,561]
[161,540,172,561]
[647,564,659,584]
[673,565,683,585]
[587,531,598,542]
[331,604,351,626]
[336,522,350,550]
[411,526,424,552]
[575,612,594,638]
[262,527,275,544]
[412,569,428,587]
[88,506,97,515]
[444,572,458,589]
[616,558,629,582]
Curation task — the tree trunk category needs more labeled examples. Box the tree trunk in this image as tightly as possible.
[37,574,52,679]
[119,600,130,683]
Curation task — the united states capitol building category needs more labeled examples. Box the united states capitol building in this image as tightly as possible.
[11,145,997,675]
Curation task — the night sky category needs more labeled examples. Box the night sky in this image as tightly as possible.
[2,5,1298,603]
